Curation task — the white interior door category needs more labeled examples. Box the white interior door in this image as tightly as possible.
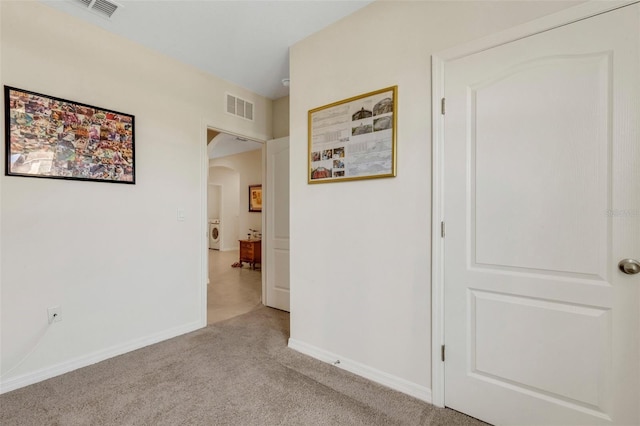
[264,137,290,311]
[443,5,639,425]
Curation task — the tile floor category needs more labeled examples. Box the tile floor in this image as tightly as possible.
[207,248,262,324]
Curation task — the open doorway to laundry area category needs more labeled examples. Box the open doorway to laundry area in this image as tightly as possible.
[206,128,264,325]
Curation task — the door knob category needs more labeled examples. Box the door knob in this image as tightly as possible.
[618,259,640,275]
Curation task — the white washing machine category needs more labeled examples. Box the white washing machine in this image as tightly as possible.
[209,219,221,250]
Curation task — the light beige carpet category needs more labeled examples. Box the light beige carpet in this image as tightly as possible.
[0,307,487,425]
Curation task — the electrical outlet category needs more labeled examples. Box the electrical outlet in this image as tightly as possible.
[47,306,61,324]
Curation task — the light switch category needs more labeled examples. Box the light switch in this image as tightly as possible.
[177,208,185,222]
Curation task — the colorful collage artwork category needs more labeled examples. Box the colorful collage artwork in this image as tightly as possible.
[5,86,135,183]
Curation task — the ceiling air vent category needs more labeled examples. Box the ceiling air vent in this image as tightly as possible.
[71,0,120,19]
[226,93,254,121]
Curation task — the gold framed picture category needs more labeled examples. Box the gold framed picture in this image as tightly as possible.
[308,86,397,184]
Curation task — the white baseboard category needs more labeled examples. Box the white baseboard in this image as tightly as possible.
[288,338,432,403]
[0,320,202,394]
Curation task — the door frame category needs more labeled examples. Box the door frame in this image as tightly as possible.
[430,0,638,408]
[199,119,266,327]
[262,137,290,311]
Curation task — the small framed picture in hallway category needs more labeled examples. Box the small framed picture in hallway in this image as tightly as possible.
[249,184,262,212]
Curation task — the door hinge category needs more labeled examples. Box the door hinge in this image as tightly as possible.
[441,98,445,115]
[440,221,445,238]
[441,345,446,362]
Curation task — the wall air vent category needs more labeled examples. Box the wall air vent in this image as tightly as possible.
[71,0,121,19]
[226,93,254,121]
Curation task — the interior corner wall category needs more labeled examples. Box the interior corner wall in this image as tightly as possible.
[207,184,222,221]
[288,0,582,399]
[0,1,271,392]
[209,167,240,251]
[272,96,290,138]
[210,149,263,247]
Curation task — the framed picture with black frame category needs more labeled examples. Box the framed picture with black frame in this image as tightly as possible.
[249,184,262,212]
[4,86,135,184]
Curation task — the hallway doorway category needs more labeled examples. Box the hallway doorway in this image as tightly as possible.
[206,129,264,324]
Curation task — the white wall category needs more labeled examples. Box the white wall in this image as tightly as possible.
[272,96,290,138]
[289,0,581,400]
[0,1,271,392]
[207,184,222,221]
[209,167,240,251]
[210,148,263,247]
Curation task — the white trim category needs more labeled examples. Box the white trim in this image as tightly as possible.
[429,0,638,409]
[202,121,267,323]
[200,119,209,328]
[437,0,637,62]
[288,338,432,403]
[430,54,446,409]
[261,143,267,304]
[0,321,201,394]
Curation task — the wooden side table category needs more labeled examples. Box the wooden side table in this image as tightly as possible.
[238,239,261,270]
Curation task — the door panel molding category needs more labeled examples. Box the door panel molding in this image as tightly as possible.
[430,0,639,410]
[264,137,290,312]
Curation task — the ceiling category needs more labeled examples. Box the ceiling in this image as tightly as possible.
[41,0,373,100]
[207,131,262,159]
